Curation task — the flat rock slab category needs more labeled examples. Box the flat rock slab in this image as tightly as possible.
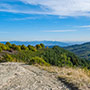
[0,62,69,90]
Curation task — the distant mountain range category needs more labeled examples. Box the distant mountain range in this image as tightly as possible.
[0,41,85,47]
[0,41,69,47]
[65,42,90,60]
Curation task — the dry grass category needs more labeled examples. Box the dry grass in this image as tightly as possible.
[37,65,90,90]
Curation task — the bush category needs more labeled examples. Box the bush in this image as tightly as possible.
[16,46,21,51]
[28,56,50,66]
[36,44,42,49]
[6,42,12,48]
[12,44,21,51]
[21,45,28,50]
[40,43,45,48]
[0,47,2,52]
[27,45,36,51]
[1,45,7,50]
[3,54,13,62]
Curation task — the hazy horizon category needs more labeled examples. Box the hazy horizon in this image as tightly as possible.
[0,40,88,42]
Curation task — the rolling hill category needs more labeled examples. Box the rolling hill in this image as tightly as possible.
[65,42,90,60]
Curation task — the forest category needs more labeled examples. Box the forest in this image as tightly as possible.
[0,42,90,69]
[65,42,90,60]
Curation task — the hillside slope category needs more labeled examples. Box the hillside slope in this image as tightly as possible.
[65,42,90,60]
[0,62,69,90]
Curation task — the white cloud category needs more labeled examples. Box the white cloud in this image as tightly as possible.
[0,3,51,14]
[1,0,90,17]
[11,17,40,20]
[20,0,90,17]
[43,30,76,32]
[79,25,90,28]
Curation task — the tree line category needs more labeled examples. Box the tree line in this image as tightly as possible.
[0,42,90,69]
[0,42,45,52]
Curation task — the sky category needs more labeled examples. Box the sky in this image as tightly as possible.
[0,0,90,41]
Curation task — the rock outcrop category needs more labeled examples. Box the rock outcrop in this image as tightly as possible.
[0,62,69,90]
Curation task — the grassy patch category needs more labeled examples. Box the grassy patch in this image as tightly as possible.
[37,65,90,90]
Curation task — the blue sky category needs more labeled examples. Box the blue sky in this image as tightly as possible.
[0,0,90,41]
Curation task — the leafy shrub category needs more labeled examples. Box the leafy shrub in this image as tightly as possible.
[6,42,12,48]
[36,44,42,49]
[21,44,28,50]
[40,43,45,48]
[0,47,2,52]
[3,54,13,62]
[11,44,16,49]
[27,45,36,51]
[1,45,7,50]
[12,44,21,51]
[12,50,45,63]
[16,46,21,51]
[28,56,50,66]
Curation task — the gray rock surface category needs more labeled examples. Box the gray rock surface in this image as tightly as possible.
[0,62,70,90]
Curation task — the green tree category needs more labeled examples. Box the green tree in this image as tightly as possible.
[36,44,42,49]
[15,46,21,51]
[1,45,7,50]
[11,44,21,51]
[21,44,28,50]
[12,44,17,50]
[6,42,12,47]
[27,45,36,51]
[40,43,45,48]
